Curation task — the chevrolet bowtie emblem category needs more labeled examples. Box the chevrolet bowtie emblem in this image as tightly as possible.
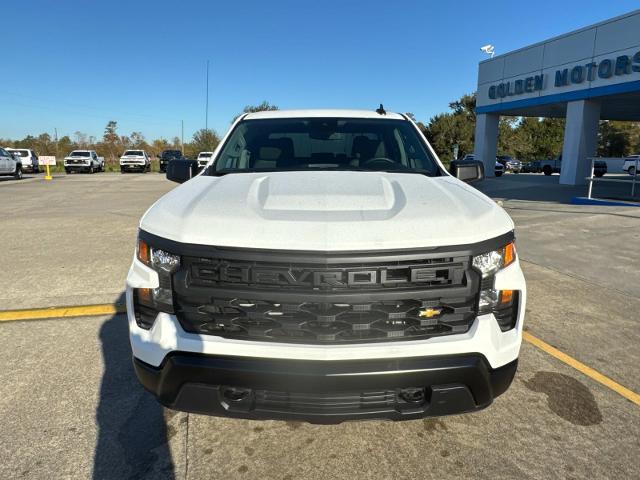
[418,307,443,318]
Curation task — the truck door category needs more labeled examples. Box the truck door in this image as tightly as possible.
[0,148,9,173]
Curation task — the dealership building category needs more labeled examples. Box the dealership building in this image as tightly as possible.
[474,10,640,184]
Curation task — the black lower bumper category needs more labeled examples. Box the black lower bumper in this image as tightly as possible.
[133,353,517,423]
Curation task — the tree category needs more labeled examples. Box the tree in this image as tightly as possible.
[598,121,640,157]
[423,93,477,162]
[103,121,119,160]
[186,129,220,158]
[57,136,74,157]
[130,131,146,148]
[233,101,278,122]
[150,138,171,157]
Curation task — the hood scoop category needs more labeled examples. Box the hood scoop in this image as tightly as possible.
[248,173,406,221]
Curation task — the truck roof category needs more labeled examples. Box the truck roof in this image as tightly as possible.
[243,109,406,121]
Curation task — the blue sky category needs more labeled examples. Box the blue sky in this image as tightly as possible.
[2,0,638,142]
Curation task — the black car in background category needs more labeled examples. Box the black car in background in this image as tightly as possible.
[158,150,184,173]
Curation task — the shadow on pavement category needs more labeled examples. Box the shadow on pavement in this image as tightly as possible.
[93,301,176,480]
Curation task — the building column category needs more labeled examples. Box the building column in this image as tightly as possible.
[474,113,499,178]
[559,99,601,185]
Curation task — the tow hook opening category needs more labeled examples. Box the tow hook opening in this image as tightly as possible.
[399,387,426,404]
[221,386,252,402]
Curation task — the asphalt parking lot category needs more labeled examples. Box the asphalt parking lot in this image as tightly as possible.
[0,172,638,479]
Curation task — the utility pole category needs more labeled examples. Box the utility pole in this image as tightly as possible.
[205,60,209,131]
[54,128,59,159]
[181,120,184,155]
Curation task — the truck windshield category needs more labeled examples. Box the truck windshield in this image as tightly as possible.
[210,118,441,175]
[70,151,90,157]
[162,150,181,158]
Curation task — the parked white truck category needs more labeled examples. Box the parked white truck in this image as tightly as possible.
[64,150,104,174]
[0,147,23,179]
[120,150,151,173]
[196,151,215,169]
[127,109,526,423]
[623,155,640,176]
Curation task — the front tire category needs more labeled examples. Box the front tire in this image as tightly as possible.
[629,167,636,176]
[543,165,552,176]
[14,165,22,180]
[495,172,503,177]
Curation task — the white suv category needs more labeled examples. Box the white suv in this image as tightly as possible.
[120,150,151,173]
[126,109,526,423]
[0,147,23,179]
[6,148,39,173]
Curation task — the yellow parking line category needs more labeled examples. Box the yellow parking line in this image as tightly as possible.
[0,303,126,322]
[523,331,640,406]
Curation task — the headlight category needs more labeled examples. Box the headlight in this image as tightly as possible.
[134,238,180,327]
[473,241,519,331]
[472,241,515,278]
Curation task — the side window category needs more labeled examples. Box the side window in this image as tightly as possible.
[0,148,6,157]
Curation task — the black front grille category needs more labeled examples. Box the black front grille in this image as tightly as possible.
[176,296,476,343]
[172,249,480,344]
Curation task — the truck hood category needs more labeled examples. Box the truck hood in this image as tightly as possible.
[141,171,514,251]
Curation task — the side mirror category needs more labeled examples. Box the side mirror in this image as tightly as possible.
[166,159,198,183]
[452,160,484,183]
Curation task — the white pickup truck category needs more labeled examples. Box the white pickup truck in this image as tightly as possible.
[127,109,526,423]
[64,150,104,174]
[0,147,23,179]
[623,155,639,176]
[196,151,215,169]
[120,150,151,173]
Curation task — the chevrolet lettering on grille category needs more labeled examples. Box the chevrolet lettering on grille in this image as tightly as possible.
[191,262,452,288]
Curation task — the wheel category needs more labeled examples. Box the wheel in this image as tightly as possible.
[121,168,126,174]
[543,165,552,176]
[594,172,604,178]
[65,168,70,174]
[14,165,22,180]
[89,165,95,174]
[629,167,636,176]
[495,172,503,177]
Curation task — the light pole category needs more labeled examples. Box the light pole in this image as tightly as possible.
[205,60,209,131]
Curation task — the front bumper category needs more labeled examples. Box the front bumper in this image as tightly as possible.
[65,163,90,170]
[133,352,517,423]
[121,163,146,170]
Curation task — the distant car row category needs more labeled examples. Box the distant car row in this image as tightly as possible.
[65,149,217,174]
[449,154,640,178]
